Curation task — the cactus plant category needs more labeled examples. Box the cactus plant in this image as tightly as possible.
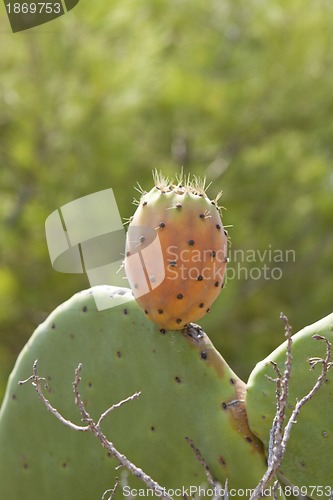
[0,286,268,500]
[1,168,332,500]
[124,171,228,330]
[246,313,333,499]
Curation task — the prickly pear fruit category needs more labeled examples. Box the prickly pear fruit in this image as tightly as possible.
[0,286,268,500]
[124,171,228,330]
[246,313,333,499]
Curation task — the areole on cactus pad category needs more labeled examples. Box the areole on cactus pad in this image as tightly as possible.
[124,171,228,330]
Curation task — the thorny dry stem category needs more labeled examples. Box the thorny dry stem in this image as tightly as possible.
[272,480,279,500]
[185,436,225,499]
[224,480,229,500]
[249,313,333,500]
[101,477,119,500]
[19,361,173,500]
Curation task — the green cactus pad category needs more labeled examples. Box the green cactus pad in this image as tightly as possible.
[246,313,333,499]
[0,286,267,499]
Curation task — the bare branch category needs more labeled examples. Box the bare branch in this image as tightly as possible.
[272,480,279,500]
[274,313,293,450]
[97,392,141,428]
[280,335,332,455]
[102,477,119,500]
[20,361,173,500]
[185,437,216,490]
[185,436,222,500]
[19,360,89,432]
[223,479,229,500]
[250,314,333,500]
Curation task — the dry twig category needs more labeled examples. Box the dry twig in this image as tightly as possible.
[250,314,333,500]
[185,437,227,500]
[19,361,173,500]
[102,477,119,500]
[185,437,217,491]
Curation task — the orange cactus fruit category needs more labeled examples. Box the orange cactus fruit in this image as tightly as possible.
[124,171,228,330]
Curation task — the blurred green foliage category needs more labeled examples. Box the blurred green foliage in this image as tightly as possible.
[1,0,333,403]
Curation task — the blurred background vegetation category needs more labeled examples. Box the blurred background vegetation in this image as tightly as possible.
[1,0,333,404]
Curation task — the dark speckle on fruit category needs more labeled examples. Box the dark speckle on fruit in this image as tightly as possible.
[158,309,163,314]
[176,318,182,324]
[177,293,183,299]
[82,306,87,312]
[200,351,208,360]
[188,239,195,246]
[199,303,204,308]
[197,275,203,281]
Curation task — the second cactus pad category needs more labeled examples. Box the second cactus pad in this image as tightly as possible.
[125,171,228,330]
[246,313,333,498]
